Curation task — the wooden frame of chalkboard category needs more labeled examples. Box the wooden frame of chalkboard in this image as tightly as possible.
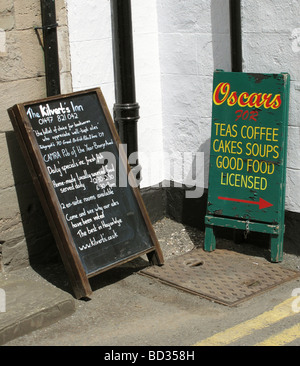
[8,88,164,299]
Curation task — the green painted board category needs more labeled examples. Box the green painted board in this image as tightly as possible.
[206,71,290,225]
[204,71,290,262]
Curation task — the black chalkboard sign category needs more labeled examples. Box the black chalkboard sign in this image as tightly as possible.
[8,88,164,299]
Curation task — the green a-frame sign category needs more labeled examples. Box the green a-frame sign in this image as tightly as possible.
[204,71,290,262]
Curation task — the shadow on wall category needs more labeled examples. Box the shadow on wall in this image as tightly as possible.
[5,131,59,270]
[284,211,300,256]
[165,139,210,230]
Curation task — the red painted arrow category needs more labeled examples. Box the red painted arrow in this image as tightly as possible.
[218,196,273,210]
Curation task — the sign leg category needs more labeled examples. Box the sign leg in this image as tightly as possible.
[270,227,284,263]
[204,225,216,252]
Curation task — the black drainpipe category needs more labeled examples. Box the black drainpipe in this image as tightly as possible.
[229,0,243,72]
[40,0,61,96]
[111,0,140,179]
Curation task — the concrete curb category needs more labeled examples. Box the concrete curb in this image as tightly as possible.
[0,270,75,345]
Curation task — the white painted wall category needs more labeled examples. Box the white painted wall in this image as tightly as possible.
[131,0,164,188]
[67,0,115,107]
[241,0,300,213]
[157,0,231,189]
[66,0,231,191]
[66,0,164,188]
[66,0,300,213]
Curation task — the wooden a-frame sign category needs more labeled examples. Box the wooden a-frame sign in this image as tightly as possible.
[204,71,290,262]
[8,88,164,299]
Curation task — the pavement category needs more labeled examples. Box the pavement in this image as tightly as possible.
[0,217,300,346]
[0,264,75,345]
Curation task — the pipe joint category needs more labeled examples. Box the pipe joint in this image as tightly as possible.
[113,103,140,124]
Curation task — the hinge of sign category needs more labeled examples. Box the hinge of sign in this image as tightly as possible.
[244,220,250,239]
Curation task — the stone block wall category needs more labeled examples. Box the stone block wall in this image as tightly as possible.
[0,0,72,271]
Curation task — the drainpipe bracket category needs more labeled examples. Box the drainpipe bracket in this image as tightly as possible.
[34,22,58,31]
[34,23,59,50]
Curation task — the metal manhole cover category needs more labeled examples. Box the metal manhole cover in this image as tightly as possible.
[139,248,300,306]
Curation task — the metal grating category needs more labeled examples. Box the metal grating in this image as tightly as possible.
[139,248,300,306]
